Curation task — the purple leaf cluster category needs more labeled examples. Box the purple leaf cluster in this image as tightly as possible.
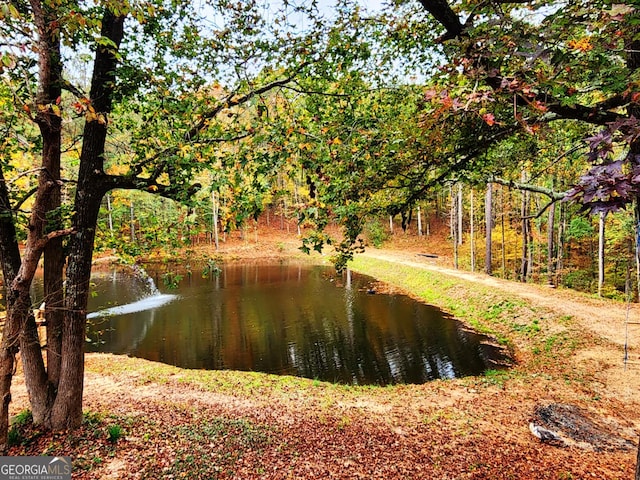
[567,117,640,214]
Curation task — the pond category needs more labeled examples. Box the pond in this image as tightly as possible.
[80,261,508,385]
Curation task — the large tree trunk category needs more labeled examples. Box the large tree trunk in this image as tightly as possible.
[2,0,66,432]
[51,191,103,429]
[49,11,125,430]
[23,0,65,425]
[1,155,59,436]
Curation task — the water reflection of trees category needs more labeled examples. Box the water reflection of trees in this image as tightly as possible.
[86,263,508,385]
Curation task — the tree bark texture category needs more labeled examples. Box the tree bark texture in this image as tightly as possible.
[0,168,23,453]
[22,0,65,425]
[49,11,125,430]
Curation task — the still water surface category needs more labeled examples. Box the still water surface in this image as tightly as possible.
[84,261,507,385]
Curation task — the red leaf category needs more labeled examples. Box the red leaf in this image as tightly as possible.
[482,113,496,126]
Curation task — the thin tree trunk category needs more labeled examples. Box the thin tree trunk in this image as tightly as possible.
[449,186,454,241]
[520,174,530,282]
[557,202,566,284]
[212,191,219,250]
[451,187,458,269]
[598,211,606,297]
[457,183,463,245]
[106,193,114,235]
[293,182,301,236]
[547,201,556,286]
[485,183,493,275]
[500,186,506,278]
[417,205,423,236]
[470,189,475,272]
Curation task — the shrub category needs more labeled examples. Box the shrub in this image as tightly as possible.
[563,269,593,292]
[364,220,388,248]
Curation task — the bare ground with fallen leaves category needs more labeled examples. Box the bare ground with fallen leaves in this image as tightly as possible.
[6,227,640,479]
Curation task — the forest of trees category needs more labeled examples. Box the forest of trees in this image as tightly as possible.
[0,0,638,451]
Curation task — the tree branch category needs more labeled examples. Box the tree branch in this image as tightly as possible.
[400,123,521,207]
[3,168,43,185]
[99,173,200,202]
[129,132,252,178]
[280,83,352,98]
[418,0,464,41]
[13,187,38,212]
[485,75,623,126]
[523,200,557,220]
[489,176,566,201]
[60,79,86,100]
[35,228,74,250]
[184,63,309,142]
[417,2,628,126]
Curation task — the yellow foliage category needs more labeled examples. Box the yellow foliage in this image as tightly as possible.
[567,37,593,52]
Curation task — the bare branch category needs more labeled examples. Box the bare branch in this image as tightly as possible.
[61,79,86,99]
[3,168,43,186]
[13,186,38,211]
[524,200,557,220]
[489,176,567,201]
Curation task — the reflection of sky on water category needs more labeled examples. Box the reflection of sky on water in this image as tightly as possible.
[84,262,509,385]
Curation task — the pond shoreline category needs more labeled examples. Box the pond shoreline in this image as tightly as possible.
[86,257,507,384]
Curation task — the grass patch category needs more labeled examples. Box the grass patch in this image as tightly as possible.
[8,410,32,447]
[107,424,123,443]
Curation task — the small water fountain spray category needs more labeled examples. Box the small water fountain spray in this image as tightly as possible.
[87,263,177,319]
